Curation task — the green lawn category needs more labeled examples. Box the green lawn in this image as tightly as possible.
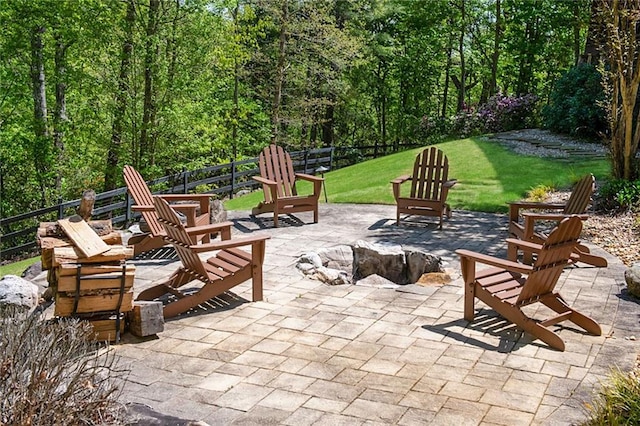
[0,256,39,278]
[225,137,610,213]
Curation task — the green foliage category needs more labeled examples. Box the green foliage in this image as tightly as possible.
[543,63,606,138]
[527,184,555,202]
[583,367,640,426]
[597,179,640,212]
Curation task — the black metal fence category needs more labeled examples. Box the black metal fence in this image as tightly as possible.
[1,143,421,260]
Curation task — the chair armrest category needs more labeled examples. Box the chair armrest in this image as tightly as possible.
[391,175,411,185]
[521,212,589,222]
[158,194,211,202]
[190,234,270,252]
[132,205,154,212]
[185,221,234,239]
[253,176,277,187]
[508,201,566,210]
[506,238,542,254]
[295,173,324,183]
[455,249,533,274]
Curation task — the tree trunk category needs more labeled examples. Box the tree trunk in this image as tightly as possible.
[53,35,69,195]
[601,0,640,179]
[322,104,334,147]
[30,25,50,207]
[140,0,159,166]
[31,26,48,140]
[441,31,453,118]
[489,0,501,97]
[105,0,135,191]
[581,0,602,64]
[271,0,289,145]
[457,0,466,112]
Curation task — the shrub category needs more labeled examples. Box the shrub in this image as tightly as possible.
[543,63,607,138]
[0,306,126,425]
[477,93,539,133]
[443,93,539,138]
[584,367,640,425]
[597,179,640,212]
[527,184,555,202]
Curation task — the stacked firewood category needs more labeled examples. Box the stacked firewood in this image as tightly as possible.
[37,216,134,342]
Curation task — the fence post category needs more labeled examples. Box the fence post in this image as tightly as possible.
[304,150,309,174]
[57,197,64,219]
[230,159,236,199]
[182,167,188,194]
[125,192,132,222]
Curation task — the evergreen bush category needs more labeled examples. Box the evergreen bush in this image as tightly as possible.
[543,63,606,138]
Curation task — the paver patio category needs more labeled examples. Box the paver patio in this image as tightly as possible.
[116,203,638,425]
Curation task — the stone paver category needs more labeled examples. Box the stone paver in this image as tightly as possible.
[116,203,637,425]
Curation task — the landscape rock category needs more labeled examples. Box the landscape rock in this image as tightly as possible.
[210,199,227,224]
[0,275,39,311]
[317,245,353,276]
[624,262,640,298]
[298,252,323,269]
[314,266,350,286]
[355,274,399,289]
[405,251,442,283]
[353,240,407,284]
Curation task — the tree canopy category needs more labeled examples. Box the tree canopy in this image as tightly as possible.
[0,0,610,217]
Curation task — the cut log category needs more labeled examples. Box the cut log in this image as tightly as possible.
[128,301,164,337]
[40,233,124,270]
[52,245,133,267]
[77,190,96,221]
[56,268,135,293]
[58,216,110,258]
[55,290,134,316]
[38,220,113,238]
[84,314,125,342]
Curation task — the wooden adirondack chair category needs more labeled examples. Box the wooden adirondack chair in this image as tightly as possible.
[391,147,457,228]
[508,174,606,267]
[124,165,213,255]
[136,197,269,318]
[457,216,602,351]
[252,144,324,227]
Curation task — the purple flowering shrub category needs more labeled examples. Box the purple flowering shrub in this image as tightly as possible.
[420,94,539,139]
[477,93,538,133]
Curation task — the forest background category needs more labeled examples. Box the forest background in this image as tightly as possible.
[0,0,615,218]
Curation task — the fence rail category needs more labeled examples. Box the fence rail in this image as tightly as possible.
[1,143,421,260]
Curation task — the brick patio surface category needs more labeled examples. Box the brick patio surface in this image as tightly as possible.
[116,203,639,425]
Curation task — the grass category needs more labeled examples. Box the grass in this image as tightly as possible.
[225,137,610,213]
[0,256,40,278]
[583,367,640,425]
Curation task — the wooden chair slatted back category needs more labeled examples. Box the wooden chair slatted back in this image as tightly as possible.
[564,174,595,214]
[123,165,165,237]
[154,197,208,279]
[517,216,582,303]
[409,147,449,201]
[259,145,297,203]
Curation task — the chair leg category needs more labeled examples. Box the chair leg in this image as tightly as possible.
[573,247,608,267]
[541,295,602,336]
